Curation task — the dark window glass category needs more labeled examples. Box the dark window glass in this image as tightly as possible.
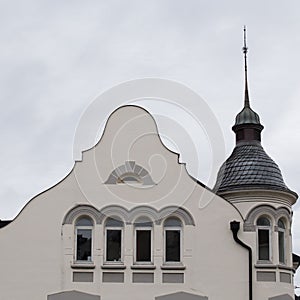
[76,217,93,226]
[257,217,270,226]
[278,219,285,229]
[106,230,122,261]
[258,229,269,260]
[134,216,152,227]
[136,230,151,262]
[164,217,182,227]
[117,173,141,184]
[76,229,92,261]
[106,217,123,227]
[279,231,285,263]
[166,230,180,262]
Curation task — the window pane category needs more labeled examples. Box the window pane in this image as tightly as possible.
[258,229,269,260]
[136,230,151,262]
[166,230,180,262]
[118,176,141,183]
[134,217,152,227]
[278,219,285,229]
[165,217,182,227]
[257,217,270,226]
[76,229,92,261]
[76,217,93,226]
[106,218,123,227]
[279,231,285,263]
[106,230,122,262]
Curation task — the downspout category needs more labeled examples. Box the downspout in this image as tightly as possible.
[230,221,253,300]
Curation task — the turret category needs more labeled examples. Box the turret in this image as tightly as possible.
[214,27,297,205]
[214,27,298,299]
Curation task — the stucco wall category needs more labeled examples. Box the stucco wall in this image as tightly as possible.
[0,106,295,300]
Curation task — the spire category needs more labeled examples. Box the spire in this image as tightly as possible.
[243,25,250,108]
[232,26,263,144]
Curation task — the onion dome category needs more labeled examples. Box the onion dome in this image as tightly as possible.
[234,105,261,126]
[214,27,296,198]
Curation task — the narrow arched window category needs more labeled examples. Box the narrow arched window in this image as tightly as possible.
[105,217,124,263]
[75,216,93,262]
[278,218,286,264]
[257,216,271,261]
[134,217,153,263]
[164,217,182,263]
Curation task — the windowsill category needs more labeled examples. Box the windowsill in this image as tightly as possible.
[254,264,276,269]
[255,260,275,269]
[71,262,95,269]
[256,260,273,265]
[101,264,126,270]
[161,263,186,270]
[255,263,294,272]
[277,264,293,271]
[131,264,156,270]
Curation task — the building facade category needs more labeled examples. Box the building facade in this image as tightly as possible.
[0,35,299,300]
[0,100,298,300]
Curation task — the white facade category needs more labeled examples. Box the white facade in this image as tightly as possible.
[0,105,298,300]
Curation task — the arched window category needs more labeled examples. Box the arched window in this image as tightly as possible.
[117,173,142,184]
[134,217,153,263]
[278,218,286,264]
[75,216,93,262]
[164,217,182,263]
[105,217,124,263]
[105,161,155,185]
[257,216,271,261]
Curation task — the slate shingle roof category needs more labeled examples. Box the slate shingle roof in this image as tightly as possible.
[214,143,293,194]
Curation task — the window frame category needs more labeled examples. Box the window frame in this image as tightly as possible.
[163,217,183,264]
[278,218,286,265]
[74,216,94,263]
[104,217,124,264]
[256,216,272,263]
[134,223,153,264]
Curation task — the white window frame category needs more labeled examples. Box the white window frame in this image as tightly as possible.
[278,218,286,265]
[256,216,272,263]
[134,226,153,264]
[104,220,124,264]
[164,219,183,264]
[75,220,93,263]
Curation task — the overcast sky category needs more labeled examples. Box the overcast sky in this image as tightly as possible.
[0,0,299,290]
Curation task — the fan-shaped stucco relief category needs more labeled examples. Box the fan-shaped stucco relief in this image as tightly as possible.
[73,106,206,207]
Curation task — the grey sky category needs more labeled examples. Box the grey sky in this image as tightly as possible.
[0,0,299,290]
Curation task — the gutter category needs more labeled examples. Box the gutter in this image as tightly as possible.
[230,221,253,300]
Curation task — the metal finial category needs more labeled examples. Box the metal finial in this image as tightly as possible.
[243,25,248,55]
[243,26,250,108]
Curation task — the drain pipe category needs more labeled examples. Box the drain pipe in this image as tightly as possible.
[230,221,253,300]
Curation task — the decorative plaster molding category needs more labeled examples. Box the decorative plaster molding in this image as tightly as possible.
[63,204,195,226]
[62,205,104,224]
[105,161,155,185]
[243,205,291,232]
